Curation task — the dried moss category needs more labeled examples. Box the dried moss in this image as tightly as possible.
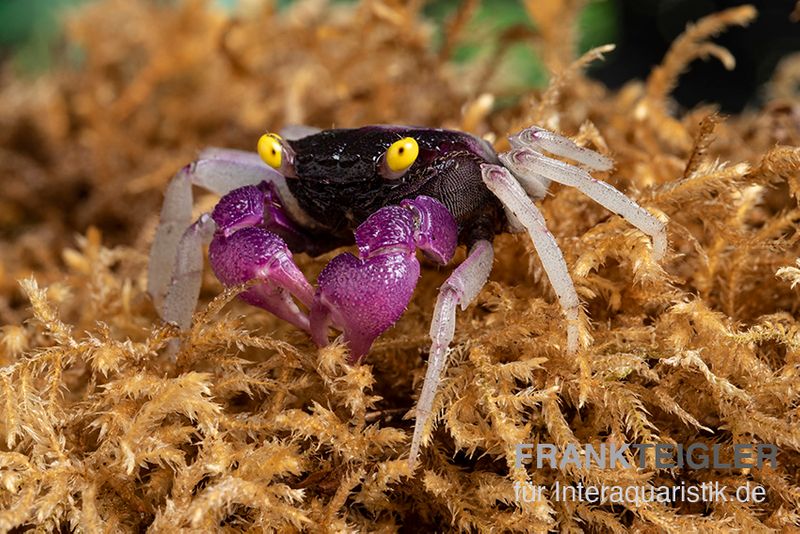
[1,0,800,531]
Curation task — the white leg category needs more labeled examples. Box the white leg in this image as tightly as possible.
[409,240,494,468]
[194,148,315,228]
[503,132,667,260]
[509,126,614,171]
[162,214,217,329]
[148,166,196,310]
[481,164,581,354]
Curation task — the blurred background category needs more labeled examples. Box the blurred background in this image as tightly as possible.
[1,0,798,112]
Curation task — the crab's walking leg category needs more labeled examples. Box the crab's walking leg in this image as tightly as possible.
[149,148,312,326]
[408,239,494,468]
[309,196,458,361]
[482,164,582,354]
[505,128,667,260]
[162,214,217,329]
[510,126,614,171]
[148,165,198,312]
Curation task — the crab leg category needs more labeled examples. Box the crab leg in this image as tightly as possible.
[504,128,667,260]
[148,165,199,312]
[148,148,313,327]
[509,126,614,171]
[408,239,494,468]
[309,196,459,361]
[162,214,217,329]
[481,164,581,354]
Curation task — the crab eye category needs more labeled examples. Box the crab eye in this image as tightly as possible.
[258,133,283,169]
[386,137,419,173]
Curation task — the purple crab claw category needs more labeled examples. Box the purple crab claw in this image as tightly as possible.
[209,227,314,332]
[310,196,458,361]
[310,251,421,360]
[207,184,315,332]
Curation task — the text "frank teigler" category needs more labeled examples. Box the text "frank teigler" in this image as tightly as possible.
[514,442,778,470]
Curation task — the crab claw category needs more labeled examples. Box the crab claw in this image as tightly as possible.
[309,196,458,361]
[209,227,314,332]
[311,251,421,360]
[207,186,315,332]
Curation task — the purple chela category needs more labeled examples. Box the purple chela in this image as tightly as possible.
[208,188,459,362]
[311,196,458,361]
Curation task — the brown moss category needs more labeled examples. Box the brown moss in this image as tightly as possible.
[1,0,800,531]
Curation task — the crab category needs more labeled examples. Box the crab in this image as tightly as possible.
[147,124,667,468]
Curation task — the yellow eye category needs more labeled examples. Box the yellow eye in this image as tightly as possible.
[258,133,283,169]
[386,137,419,172]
